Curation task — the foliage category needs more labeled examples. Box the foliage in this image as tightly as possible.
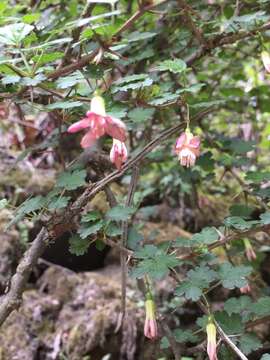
[1,0,270,358]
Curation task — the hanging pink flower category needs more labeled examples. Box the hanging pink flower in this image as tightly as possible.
[261,51,270,73]
[144,297,158,340]
[110,139,128,170]
[240,283,251,294]
[206,322,218,360]
[175,128,200,167]
[67,95,126,148]
[243,239,256,262]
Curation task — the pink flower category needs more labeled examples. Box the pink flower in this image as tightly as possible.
[243,239,256,262]
[261,51,270,73]
[206,322,218,360]
[67,95,126,148]
[144,298,158,340]
[110,139,128,170]
[175,129,200,167]
[240,283,251,294]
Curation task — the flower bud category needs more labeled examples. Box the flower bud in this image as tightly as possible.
[243,239,256,262]
[206,321,218,360]
[144,296,158,340]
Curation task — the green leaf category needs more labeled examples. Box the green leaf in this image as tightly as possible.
[2,74,21,85]
[229,204,254,218]
[239,333,262,355]
[56,72,84,89]
[22,13,41,24]
[173,329,198,343]
[174,237,193,248]
[0,198,8,210]
[81,211,101,223]
[21,74,46,86]
[153,59,187,73]
[114,74,148,85]
[228,140,255,154]
[175,266,217,301]
[0,23,34,45]
[69,235,90,256]
[78,220,104,239]
[32,52,63,66]
[134,244,158,259]
[105,222,122,237]
[249,297,270,317]
[223,216,252,230]
[215,311,244,334]
[261,354,270,360]
[218,263,251,289]
[196,151,215,172]
[47,196,71,210]
[127,227,144,250]
[6,195,46,229]
[224,296,252,316]
[18,196,46,214]
[128,108,155,123]
[127,31,157,42]
[192,227,219,245]
[246,171,270,184]
[46,101,83,110]
[260,212,270,225]
[106,205,135,222]
[56,169,87,190]
[132,245,178,279]
[149,92,180,106]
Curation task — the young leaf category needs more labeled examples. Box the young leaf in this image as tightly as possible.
[78,220,104,239]
[56,169,87,190]
[192,227,219,245]
[239,334,262,355]
[106,205,135,222]
[175,266,217,301]
[69,235,90,256]
[218,263,251,289]
[153,59,187,74]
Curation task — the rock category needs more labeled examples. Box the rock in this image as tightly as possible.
[0,266,147,360]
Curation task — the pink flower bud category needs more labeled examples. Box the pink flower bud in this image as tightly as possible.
[67,95,127,148]
[206,322,218,360]
[144,298,158,340]
[261,51,270,73]
[243,239,256,262]
[110,139,128,170]
[240,283,251,294]
[175,128,200,167]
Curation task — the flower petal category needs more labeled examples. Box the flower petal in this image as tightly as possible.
[189,136,200,148]
[67,118,91,133]
[175,133,187,150]
[105,116,126,142]
[80,131,97,148]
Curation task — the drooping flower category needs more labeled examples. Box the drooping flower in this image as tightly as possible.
[175,128,200,167]
[144,295,158,340]
[243,239,256,262]
[67,95,126,148]
[261,51,270,73]
[206,321,218,360]
[240,283,251,294]
[110,139,128,170]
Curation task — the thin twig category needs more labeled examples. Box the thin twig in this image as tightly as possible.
[216,322,248,360]
[121,166,140,322]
